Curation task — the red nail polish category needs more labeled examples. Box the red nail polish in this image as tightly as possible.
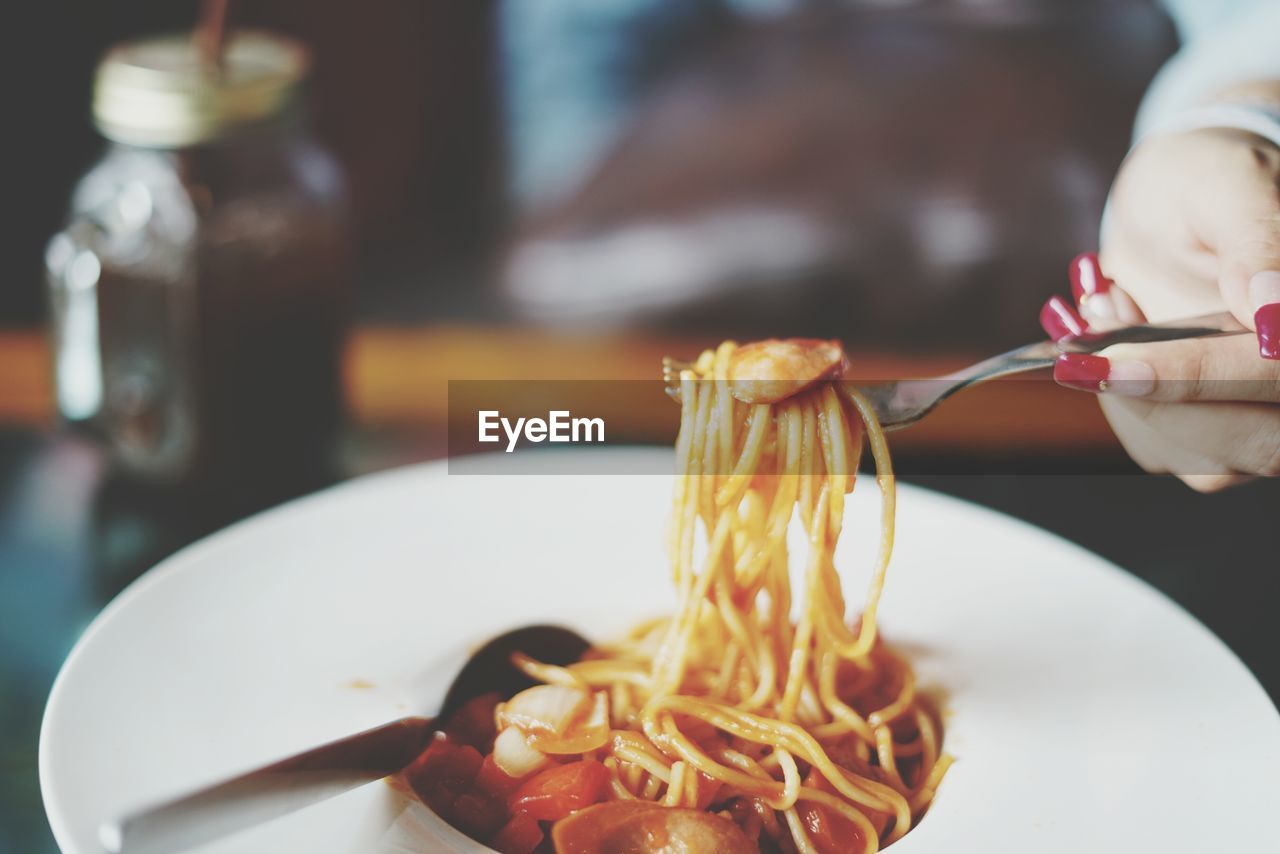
[1068,252,1111,304]
[1256,303,1280,360]
[1040,295,1088,341]
[1054,353,1111,392]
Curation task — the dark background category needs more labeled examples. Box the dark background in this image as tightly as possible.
[11,0,502,326]
[10,0,1175,339]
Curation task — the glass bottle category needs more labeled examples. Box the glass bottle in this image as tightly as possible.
[46,32,350,497]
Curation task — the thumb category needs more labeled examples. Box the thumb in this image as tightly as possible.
[1215,215,1280,360]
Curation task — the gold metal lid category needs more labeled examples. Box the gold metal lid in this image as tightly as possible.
[93,30,309,147]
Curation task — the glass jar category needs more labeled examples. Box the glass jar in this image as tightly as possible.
[46,32,350,495]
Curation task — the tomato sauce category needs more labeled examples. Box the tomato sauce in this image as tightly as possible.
[400,693,611,854]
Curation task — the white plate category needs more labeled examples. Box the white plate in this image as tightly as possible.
[41,449,1280,854]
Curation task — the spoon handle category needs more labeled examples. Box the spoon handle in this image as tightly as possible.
[100,716,433,854]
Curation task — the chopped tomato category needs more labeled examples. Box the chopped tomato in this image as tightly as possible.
[723,798,764,842]
[691,770,723,811]
[450,791,507,839]
[490,810,544,854]
[799,801,866,854]
[476,753,531,799]
[798,770,877,852]
[508,759,609,822]
[404,735,484,816]
[444,692,501,751]
[822,734,871,776]
[406,734,483,790]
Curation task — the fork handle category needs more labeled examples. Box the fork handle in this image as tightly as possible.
[1062,311,1246,351]
[851,311,1250,431]
[928,310,1251,412]
[957,310,1248,382]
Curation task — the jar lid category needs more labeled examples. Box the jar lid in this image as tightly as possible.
[93,30,309,147]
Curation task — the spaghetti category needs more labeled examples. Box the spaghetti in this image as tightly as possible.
[510,340,950,852]
[407,339,949,853]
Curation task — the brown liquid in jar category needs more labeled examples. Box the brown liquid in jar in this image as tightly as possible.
[51,112,349,496]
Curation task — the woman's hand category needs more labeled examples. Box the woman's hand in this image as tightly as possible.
[1041,125,1280,491]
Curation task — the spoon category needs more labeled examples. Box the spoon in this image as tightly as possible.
[100,624,590,854]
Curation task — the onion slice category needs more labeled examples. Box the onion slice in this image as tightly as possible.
[492,725,551,778]
[499,685,591,734]
[498,685,611,755]
[526,690,610,754]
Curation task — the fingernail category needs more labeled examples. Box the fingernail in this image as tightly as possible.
[1256,304,1280,359]
[1070,252,1117,322]
[1040,295,1087,341]
[1248,272,1280,359]
[1054,353,1155,396]
[1069,252,1111,302]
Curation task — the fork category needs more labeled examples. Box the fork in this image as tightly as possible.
[664,312,1248,432]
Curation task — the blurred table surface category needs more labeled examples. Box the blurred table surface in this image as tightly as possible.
[1,325,1277,852]
[0,325,1125,451]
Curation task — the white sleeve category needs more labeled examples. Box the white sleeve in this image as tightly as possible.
[1137,1,1280,142]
